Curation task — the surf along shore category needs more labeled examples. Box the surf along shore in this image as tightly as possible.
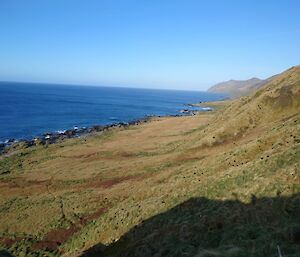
[0,104,213,156]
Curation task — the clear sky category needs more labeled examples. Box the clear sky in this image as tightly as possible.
[0,0,299,90]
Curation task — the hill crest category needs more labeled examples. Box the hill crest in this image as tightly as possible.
[208,77,267,97]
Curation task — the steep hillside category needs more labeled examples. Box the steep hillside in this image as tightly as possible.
[208,77,267,97]
[201,65,300,147]
[0,66,299,257]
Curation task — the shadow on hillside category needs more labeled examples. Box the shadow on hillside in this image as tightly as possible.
[0,250,14,257]
[82,194,300,257]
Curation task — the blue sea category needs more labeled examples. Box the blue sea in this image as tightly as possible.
[0,82,224,142]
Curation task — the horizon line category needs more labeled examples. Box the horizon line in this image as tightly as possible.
[0,80,212,93]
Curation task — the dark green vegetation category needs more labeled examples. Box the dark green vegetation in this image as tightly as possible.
[0,66,299,256]
[83,195,300,257]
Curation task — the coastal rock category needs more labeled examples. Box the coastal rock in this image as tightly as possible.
[64,129,77,138]
[5,138,15,144]
[180,109,190,114]
[89,125,104,132]
[34,138,46,146]
[119,122,129,127]
[0,143,5,152]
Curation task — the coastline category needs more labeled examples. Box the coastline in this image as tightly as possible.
[0,103,220,155]
[0,117,151,155]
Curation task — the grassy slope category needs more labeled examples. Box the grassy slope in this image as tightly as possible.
[0,66,299,257]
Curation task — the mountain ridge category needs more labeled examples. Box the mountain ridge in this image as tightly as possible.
[207,75,277,97]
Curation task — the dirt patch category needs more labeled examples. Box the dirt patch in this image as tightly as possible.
[32,225,79,251]
[32,207,107,252]
[0,237,24,247]
[32,240,64,252]
[79,207,107,225]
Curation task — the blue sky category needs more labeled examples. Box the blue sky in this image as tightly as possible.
[0,0,299,90]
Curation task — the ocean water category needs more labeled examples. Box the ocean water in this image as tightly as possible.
[0,82,224,142]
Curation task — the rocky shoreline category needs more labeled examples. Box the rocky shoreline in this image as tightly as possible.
[0,109,204,155]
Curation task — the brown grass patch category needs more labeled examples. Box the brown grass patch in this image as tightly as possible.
[32,207,107,252]
[32,225,78,251]
[0,237,24,248]
[88,174,146,189]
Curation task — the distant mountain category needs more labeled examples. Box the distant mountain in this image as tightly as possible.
[208,77,268,97]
